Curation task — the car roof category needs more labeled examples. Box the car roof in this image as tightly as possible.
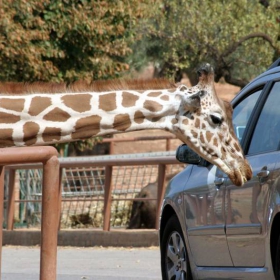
[232,59,280,103]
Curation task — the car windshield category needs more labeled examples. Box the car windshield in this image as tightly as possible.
[232,89,262,142]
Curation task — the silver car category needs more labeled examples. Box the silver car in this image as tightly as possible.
[159,59,280,280]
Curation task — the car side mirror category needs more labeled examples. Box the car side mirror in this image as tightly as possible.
[176,144,210,167]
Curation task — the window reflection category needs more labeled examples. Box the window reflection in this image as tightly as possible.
[233,90,261,142]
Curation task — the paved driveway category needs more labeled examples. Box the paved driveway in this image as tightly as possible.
[2,246,161,280]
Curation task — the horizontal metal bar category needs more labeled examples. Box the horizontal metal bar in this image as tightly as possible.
[6,197,157,203]
[5,156,178,170]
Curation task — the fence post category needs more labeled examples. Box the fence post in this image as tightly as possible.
[7,169,16,230]
[156,164,166,229]
[57,167,63,231]
[40,156,60,280]
[103,165,113,231]
[0,166,4,275]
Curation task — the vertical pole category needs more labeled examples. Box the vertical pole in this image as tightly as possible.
[57,167,63,231]
[103,165,113,231]
[7,169,16,230]
[156,164,166,229]
[0,166,5,279]
[40,156,60,280]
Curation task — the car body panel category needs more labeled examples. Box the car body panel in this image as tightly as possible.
[225,151,278,267]
[183,165,233,267]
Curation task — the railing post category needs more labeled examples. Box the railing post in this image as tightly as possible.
[57,167,63,231]
[0,166,5,277]
[103,165,113,231]
[7,169,16,230]
[156,164,166,229]
[40,156,60,280]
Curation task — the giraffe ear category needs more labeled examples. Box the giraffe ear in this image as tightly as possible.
[183,90,207,109]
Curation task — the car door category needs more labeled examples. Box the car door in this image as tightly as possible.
[184,164,232,266]
[226,81,280,267]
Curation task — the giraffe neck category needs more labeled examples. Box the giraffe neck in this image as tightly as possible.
[0,89,180,147]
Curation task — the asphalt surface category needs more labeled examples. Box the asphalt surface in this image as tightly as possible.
[2,246,161,280]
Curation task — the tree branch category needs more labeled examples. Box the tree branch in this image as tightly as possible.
[222,32,276,58]
[224,73,248,88]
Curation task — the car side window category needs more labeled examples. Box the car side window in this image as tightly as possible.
[233,89,262,142]
[249,82,280,155]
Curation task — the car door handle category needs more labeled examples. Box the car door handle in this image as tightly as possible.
[257,170,270,178]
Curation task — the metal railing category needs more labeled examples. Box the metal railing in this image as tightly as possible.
[0,146,60,280]
[5,151,183,231]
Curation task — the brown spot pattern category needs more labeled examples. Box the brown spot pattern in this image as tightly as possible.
[213,137,218,147]
[134,111,145,124]
[72,115,101,139]
[23,122,40,145]
[208,147,215,155]
[147,91,162,97]
[0,112,20,123]
[206,131,213,143]
[234,142,241,152]
[221,146,226,160]
[150,116,163,122]
[42,127,62,143]
[122,92,139,107]
[43,108,71,122]
[191,130,198,138]
[171,118,178,124]
[99,93,117,111]
[0,129,14,147]
[182,119,189,125]
[28,96,52,116]
[0,98,25,112]
[143,100,163,112]
[168,89,177,93]
[62,94,91,112]
[160,95,169,101]
[200,132,205,144]
[195,118,200,128]
[113,114,131,131]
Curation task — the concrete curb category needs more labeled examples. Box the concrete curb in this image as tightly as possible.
[3,229,159,247]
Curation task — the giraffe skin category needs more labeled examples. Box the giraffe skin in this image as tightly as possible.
[0,64,252,186]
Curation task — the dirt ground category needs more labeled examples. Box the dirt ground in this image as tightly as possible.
[112,80,240,155]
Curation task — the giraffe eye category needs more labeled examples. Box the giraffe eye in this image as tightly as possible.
[210,113,223,126]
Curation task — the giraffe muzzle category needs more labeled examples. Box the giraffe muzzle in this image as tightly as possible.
[228,158,252,187]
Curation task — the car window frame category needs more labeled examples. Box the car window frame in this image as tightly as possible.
[232,81,272,155]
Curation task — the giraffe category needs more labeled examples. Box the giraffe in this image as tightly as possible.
[0,64,252,186]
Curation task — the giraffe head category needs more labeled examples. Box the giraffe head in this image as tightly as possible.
[171,63,252,186]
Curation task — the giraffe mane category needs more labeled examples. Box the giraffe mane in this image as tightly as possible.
[0,78,176,94]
